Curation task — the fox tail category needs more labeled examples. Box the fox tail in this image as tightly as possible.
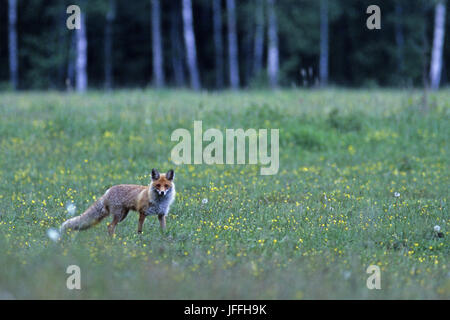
[60,197,109,233]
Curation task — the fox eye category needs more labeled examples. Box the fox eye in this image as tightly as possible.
[156,184,161,188]
[164,184,170,188]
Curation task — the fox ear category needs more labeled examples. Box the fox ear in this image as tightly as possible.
[151,168,160,181]
[166,169,175,181]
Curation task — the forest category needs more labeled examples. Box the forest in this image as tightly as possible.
[1,0,448,91]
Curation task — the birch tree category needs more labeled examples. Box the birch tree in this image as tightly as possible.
[76,9,88,92]
[8,0,18,90]
[104,0,116,89]
[319,0,329,86]
[429,0,446,90]
[226,0,240,89]
[267,0,279,88]
[213,0,224,88]
[182,0,201,90]
[152,0,165,87]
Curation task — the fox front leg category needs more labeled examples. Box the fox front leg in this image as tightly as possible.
[158,214,166,230]
[138,212,146,234]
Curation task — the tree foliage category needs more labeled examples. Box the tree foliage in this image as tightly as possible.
[0,0,448,89]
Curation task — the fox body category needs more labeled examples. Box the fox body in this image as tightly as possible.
[60,169,175,235]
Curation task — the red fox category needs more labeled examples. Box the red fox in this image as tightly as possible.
[60,169,175,235]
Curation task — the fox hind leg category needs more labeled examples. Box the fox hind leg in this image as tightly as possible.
[107,207,128,236]
[119,210,129,222]
[108,214,120,236]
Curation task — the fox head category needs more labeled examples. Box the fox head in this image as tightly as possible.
[150,168,175,197]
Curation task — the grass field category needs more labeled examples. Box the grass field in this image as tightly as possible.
[0,89,448,299]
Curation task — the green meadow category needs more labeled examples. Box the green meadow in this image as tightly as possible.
[0,89,448,299]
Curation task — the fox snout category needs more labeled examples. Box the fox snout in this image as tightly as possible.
[156,189,167,196]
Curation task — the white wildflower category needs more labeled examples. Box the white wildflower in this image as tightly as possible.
[343,271,351,280]
[67,203,76,216]
[47,228,60,242]
[434,225,441,232]
[394,192,400,198]
[202,198,208,204]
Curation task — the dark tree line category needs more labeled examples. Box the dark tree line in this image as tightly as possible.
[0,0,448,91]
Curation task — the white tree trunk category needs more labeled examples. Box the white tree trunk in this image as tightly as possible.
[430,1,446,90]
[104,0,115,90]
[8,0,18,90]
[213,0,224,88]
[152,0,165,87]
[182,0,201,90]
[226,0,240,89]
[76,10,88,92]
[253,0,264,77]
[319,0,328,86]
[267,0,279,88]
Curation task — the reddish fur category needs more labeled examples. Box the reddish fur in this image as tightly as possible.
[61,173,174,235]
